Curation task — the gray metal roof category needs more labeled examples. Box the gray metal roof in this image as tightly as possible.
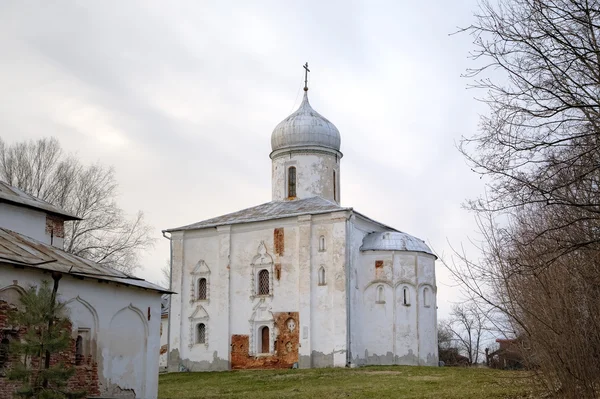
[271,92,341,153]
[166,196,348,232]
[0,181,80,220]
[0,228,171,294]
[360,231,435,257]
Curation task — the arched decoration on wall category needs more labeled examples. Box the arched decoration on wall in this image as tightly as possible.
[65,296,99,361]
[318,266,326,286]
[191,260,211,304]
[248,299,274,356]
[288,166,297,198]
[0,284,26,309]
[108,304,148,398]
[188,305,209,348]
[418,283,435,308]
[250,241,274,299]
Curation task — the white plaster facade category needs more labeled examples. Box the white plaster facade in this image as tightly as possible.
[0,182,168,398]
[165,88,437,371]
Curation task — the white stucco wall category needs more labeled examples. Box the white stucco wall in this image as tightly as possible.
[159,317,169,370]
[0,203,47,242]
[348,215,438,366]
[168,211,349,371]
[271,152,340,203]
[0,267,162,399]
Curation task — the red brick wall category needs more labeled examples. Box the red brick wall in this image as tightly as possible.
[45,215,65,239]
[0,301,99,397]
[231,312,299,369]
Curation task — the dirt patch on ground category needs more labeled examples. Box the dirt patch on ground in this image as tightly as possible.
[406,375,443,381]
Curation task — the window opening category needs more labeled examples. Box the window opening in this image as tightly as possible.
[424,287,430,307]
[319,236,326,251]
[288,167,297,198]
[377,285,385,302]
[75,335,84,365]
[403,287,410,305]
[197,323,206,344]
[260,326,270,353]
[333,171,337,202]
[198,278,207,300]
[318,266,326,285]
[258,269,270,295]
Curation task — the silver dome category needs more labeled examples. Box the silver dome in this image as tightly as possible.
[271,92,341,152]
[360,231,435,257]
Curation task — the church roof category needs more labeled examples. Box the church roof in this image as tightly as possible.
[271,92,341,154]
[360,231,435,257]
[165,196,348,232]
[0,227,172,294]
[0,180,80,220]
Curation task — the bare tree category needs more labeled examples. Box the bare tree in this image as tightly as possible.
[452,0,600,396]
[0,137,153,274]
[445,304,488,365]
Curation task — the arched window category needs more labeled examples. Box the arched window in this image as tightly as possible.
[288,167,297,198]
[403,287,410,306]
[260,326,270,353]
[319,236,326,251]
[75,335,84,365]
[318,266,326,285]
[198,278,207,300]
[377,285,385,302]
[423,287,430,307]
[0,338,9,369]
[258,269,270,295]
[197,323,206,344]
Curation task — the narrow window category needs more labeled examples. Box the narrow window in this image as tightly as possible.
[258,269,270,295]
[377,285,385,302]
[75,335,84,365]
[198,278,207,300]
[319,235,326,251]
[197,323,206,344]
[288,167,297,198]
[318,266,326,285]
[424,287,430,307]
[0,338,9,369]
[260,326,270,353]
[403,287,410,306]
[333,170,337,202]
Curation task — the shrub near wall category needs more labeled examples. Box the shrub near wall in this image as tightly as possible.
[0,300,100,398]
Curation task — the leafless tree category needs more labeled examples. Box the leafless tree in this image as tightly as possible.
[452,0,600,396]
[0,137,153,274]
[445,304,488,365]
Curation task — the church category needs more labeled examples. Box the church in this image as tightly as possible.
[165,71,438,371]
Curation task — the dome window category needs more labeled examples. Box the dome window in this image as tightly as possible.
[288,167,297,198]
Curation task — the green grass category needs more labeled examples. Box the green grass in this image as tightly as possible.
[159,366,536,399]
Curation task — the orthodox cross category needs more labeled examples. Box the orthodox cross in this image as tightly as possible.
[303,62,310,91]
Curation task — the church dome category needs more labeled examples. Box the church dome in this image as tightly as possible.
[360,231,436,257]
[271,92,341,153]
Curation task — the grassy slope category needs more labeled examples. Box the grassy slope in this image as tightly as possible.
[159,366,536,399]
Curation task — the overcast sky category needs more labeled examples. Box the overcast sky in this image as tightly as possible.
[0,0,491,319]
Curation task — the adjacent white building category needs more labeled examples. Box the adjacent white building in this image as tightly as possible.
[165,86,438,371]
[0,181,170,398]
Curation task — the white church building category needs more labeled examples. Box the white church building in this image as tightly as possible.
[165,79,438,371]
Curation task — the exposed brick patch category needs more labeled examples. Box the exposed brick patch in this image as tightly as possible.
[45,215,65,239]
[275,264,281,281]
[230,312,299,369]
[274,228,284,256]
[0,300,99,397]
